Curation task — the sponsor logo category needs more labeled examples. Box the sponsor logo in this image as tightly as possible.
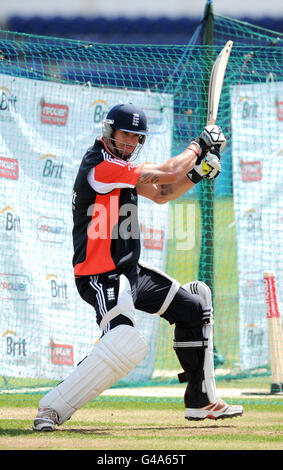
[245,323,264,347]
[140,224,164,250]
[275,100,283,121]
[243,208,262,232]
[0,205,22,235]
[240,159,262,182]
[238,96,258,120]
[132,113,140,126]
[0,156,19,180]
[0,273,30,300]
[106,287,115,301]
[40,153,63,179]
[2,330,27,357]
[241,272,264,298]
[40,101,69,126]
[0,86,17,120]
[91,99,108,125]
[50,340,74,366]
[37,216,66,243]
[46,273,68,304]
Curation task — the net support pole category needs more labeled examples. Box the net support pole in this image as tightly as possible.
[199,0,215,301]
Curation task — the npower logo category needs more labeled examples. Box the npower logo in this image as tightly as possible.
[0,156,19,180]
[275,100,283,121]
[240,159,262,182]
[40,101,69,126]
[40,153,63,179]
[241,272,264,298]
[0,273,31,300]
[37,216,66,243]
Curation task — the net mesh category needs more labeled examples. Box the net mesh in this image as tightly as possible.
[0,12,282,399]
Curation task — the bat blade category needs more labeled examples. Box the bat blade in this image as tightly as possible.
[207,40,233,126]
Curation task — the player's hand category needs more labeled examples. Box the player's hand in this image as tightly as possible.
[187,147,221,184]
[192,125,226,158]
[204,147,221,179]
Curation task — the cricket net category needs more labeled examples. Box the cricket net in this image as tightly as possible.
[0,12,283,402]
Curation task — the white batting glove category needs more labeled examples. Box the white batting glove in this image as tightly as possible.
[187,147,221,184]
[192,125,227,155]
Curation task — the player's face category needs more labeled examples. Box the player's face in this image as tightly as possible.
[112,129,141,158]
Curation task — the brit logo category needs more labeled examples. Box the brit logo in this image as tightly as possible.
[238,96,258,120]
[0,205,22,236]
[46,273,68,304]
[132,113,140,127]
[2,330,27,357]
[0,86,17,120]
[243,208,262,232]
[91,99,108,125]
[40,154,63,179]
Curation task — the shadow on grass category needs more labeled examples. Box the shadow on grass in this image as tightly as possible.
[0,423,236,437]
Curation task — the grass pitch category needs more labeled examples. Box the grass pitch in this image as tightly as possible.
[0,395,282,451]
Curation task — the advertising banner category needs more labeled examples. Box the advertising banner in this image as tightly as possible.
[0,74,173,382]
[231,81,283,370]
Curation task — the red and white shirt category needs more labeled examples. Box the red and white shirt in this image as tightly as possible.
[72,138,143,276]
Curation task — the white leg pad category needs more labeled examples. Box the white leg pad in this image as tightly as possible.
[182,281,216,404]
[39,325,148,424]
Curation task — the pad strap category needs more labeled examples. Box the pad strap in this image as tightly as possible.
[138,259,180,315]
[173,340,208,349]
[99,307,135,331]
[178,370,204,384]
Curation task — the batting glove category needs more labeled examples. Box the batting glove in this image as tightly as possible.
[192,125,226,157]
[187,147,221,184]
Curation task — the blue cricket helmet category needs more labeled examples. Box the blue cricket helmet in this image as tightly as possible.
[103,103,148,136]
[102,103,148,160]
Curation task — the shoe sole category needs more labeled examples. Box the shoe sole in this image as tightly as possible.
[33,424,55,432]
[185,411,243,421]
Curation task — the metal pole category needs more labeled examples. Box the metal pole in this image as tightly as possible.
[198,0,215,300]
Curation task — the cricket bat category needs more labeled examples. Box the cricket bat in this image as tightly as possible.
[207,40,233,125]
[263,271,283,393]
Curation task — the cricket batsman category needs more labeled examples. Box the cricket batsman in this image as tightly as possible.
[33,103,243,431]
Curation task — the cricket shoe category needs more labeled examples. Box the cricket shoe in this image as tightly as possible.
[185,398,243,421]
[33,407,59,431]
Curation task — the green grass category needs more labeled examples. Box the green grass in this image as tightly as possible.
[0,395,282,450]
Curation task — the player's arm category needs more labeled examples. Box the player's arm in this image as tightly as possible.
[137,125,225,203]
[137,142,200,186]
[137,174,195,203]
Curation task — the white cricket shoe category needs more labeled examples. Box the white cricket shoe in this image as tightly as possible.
[33,407,59,431]
[185,398,243,421]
